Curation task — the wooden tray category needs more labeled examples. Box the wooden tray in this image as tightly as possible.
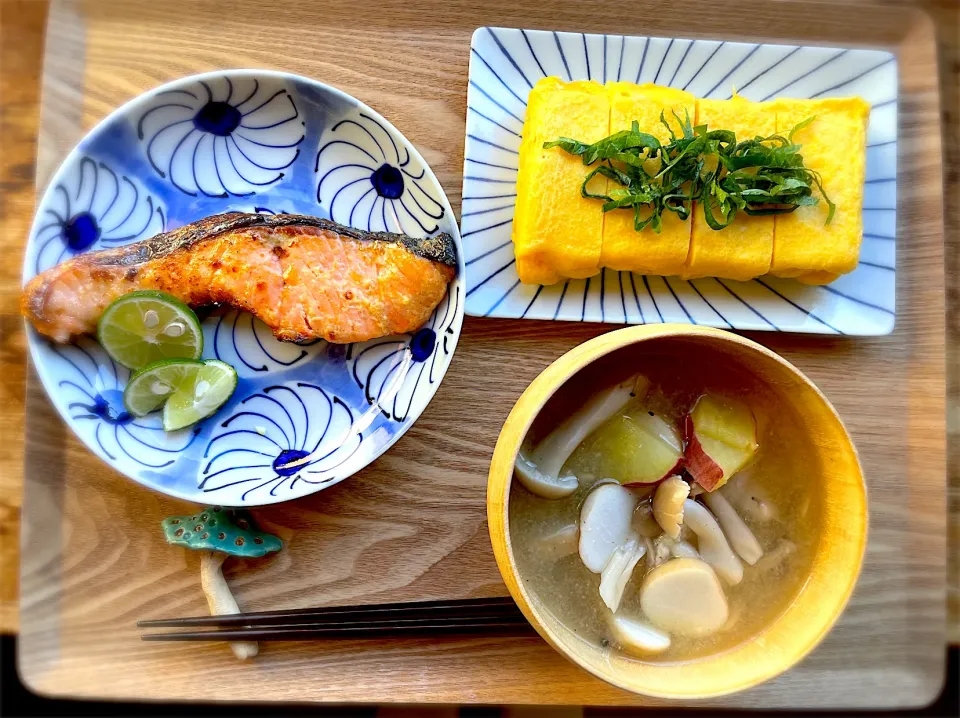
[19,0,946,708]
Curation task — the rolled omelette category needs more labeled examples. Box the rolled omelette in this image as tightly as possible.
[513,77,609,285]
[683,95,776,281]
[601,83,695,276]
[513,80,869,286]
[769,97,871,285]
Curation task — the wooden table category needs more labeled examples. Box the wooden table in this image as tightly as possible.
[0,0,957,702]
[0,0,48,632]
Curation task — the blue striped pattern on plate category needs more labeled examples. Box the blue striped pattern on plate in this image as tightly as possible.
[461,27,897,335]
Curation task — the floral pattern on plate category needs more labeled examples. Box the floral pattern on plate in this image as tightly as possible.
[316,112,446,235]
[137,76,304,197]
[24,70,464,506]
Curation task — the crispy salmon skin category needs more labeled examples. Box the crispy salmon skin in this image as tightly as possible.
[22,212,457,344]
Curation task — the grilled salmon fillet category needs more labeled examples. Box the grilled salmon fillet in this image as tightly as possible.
[22,213,457,344]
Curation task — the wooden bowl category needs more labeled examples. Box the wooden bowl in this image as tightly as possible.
[487,324,867,699]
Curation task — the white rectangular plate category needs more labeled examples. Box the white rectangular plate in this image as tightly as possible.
[461,27,897,335]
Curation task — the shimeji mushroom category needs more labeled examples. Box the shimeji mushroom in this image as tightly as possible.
[703,490,763,565]
[162,507,282,660]
[514,376,647,499]
[682,499,743,585]
[598,536,646,612]
[513,453,579,499]
[631,498,662,538]
[650,534,700,567]
[652,476,690,539]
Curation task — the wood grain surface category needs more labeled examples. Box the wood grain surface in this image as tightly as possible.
[2,0,956,708]
[0,0,48,633]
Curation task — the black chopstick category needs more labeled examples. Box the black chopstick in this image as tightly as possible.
[142,620,537,642]
[145,614,526,634]
[138,596,537,642]
[138,596,523,629]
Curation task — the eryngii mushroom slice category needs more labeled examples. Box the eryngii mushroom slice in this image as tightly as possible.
[681,499,743,585]
[514,376,647,499]
[608,614,672,655]
[162,507,282,660]
[579,483,638,573]
[652,476,691,539]
[640,558,729,638]
[703,490,763,565]
[598,536,646,612]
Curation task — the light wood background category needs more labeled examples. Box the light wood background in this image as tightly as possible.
[0,0,956,708]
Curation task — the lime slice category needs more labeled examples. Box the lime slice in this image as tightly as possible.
[123,358,205,417]
[163,360,238,431]
[97,290,203,370]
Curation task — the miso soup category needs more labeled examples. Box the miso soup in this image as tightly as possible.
[509,346,821,663]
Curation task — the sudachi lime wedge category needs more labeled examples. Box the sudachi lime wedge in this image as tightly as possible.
[97,290,203,370]
[162,360,238,432]
[123,358,238,430]
[123,358,205,417]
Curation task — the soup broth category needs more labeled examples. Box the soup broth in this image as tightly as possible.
[509,345,822,663]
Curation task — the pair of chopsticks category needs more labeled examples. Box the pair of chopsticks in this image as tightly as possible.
[139,596,536,641]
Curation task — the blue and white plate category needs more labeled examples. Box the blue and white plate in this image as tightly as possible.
[24,70,464,506]
[462,28,897,335]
